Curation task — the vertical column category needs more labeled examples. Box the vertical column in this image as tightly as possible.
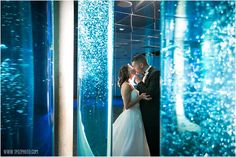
[54,1,74,156]
[31,1,54,155]
[1,1,34,154]
[77,0,113,156]
[161,1,235,156]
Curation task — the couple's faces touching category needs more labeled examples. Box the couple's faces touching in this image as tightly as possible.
[128,64,136,78]
[131,61,144,74]
[127,61,144,79]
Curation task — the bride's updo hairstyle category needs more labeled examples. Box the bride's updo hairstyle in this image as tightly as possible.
[118,64,129,88]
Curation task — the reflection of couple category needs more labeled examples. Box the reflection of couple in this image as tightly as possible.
[113,55,160,156]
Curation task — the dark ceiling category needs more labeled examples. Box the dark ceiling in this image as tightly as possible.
[114,1,161,59]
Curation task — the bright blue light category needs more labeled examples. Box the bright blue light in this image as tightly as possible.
[0,44,8,49]
[77,0,113,156]
[161,1,235,156]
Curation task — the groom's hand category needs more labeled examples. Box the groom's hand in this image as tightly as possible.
[139,93,152,101]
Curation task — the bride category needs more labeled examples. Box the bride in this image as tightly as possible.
[113,64,151,156]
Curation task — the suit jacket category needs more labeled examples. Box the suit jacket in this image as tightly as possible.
[137,67,160,127]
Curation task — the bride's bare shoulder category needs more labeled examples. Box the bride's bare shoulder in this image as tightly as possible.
[121,82,132,91]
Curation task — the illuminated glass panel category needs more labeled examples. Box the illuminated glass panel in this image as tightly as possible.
[161,1,235,156]
[77,0,113,156]
[1,1,54,155]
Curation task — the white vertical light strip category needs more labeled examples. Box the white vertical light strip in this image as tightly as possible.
[107,0,114,156]
[58,1,74,155]
[174,1,201,133]
[174,48,185,116]
[174,0,186,128]
[50,1,55,155]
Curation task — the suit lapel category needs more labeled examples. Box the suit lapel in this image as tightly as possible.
[144,67,154,83]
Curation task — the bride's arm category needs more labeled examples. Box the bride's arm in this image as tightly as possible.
[121,83,150,110]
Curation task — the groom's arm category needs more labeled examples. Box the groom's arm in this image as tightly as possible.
[136,71,160,99]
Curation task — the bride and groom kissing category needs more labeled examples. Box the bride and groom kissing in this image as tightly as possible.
[113,54,160,156]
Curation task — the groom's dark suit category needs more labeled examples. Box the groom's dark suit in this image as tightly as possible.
[136,67,160,156]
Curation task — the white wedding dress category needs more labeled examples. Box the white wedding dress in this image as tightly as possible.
[112,88,150,156]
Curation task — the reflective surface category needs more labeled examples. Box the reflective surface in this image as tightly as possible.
[1,1,54,155]
[77,0,113,156]
[161,1,235,156]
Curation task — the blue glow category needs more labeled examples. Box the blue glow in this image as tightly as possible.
[106,1,114,155]
[161,1,235,156]
[1,1,54,155]
[1,1,34,151]
[0,44,8,49]
[77,0,114,156]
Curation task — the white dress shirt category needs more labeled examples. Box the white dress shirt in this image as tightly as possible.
[142,66,152,83]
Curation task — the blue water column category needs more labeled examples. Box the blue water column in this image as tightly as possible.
[161,1,235,156]
[1,2,34,153]
[1,1,54,156]
[77,0,114,156]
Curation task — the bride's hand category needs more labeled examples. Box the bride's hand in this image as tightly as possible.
[139,93,152,101]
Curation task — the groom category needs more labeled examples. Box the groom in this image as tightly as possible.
[132,54,160,156]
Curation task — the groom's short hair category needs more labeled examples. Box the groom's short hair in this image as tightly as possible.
[132,54,148,65]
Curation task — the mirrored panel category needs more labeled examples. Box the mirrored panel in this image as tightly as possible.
[161,1,235,156]
[1,1,54,155]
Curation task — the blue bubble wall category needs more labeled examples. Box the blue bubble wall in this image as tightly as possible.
[1,2,34,154]
[160,1,235,156]
[77,0,113,156]
[1,1,54,155]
